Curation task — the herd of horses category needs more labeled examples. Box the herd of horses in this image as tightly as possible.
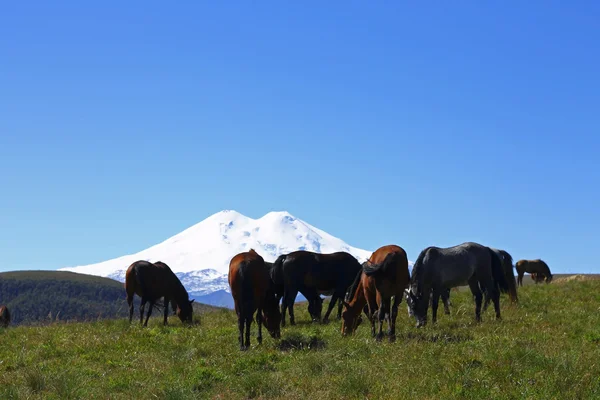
[225,241,552,350]
[0,243,553,352]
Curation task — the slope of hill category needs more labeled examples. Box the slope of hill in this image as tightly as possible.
[1,280,598,399]
[0,270,222,325]
[59,210,384,306]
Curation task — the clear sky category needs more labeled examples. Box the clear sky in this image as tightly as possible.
[1,1,598,273]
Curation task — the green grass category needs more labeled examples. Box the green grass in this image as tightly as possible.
[1,279,599,399]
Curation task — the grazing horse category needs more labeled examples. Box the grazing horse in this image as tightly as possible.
[229,249,281,350]
[341,245,410,341]
[272,250,362,326]
[125,260,194,327]
[406,242,512,327]
[516,259,552,286]
[0,305,10,328]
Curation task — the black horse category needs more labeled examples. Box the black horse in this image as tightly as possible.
[406,242,512,327]
[265,261,323,326]
[271,250,362,326]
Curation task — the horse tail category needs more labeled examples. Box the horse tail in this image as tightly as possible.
[238,261,255,319]
[363,252,398,278]
[488,248,510,296]
[498,250,518,303]
[271,254,287,285]
[411,247,431,283]
[345,268,363,302]
[132,263,159,308]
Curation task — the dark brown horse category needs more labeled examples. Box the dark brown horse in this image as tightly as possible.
[229,249,281,351]
[0,305,10,328]
[515,259,552,286]
[271,250,362,326]
[125,260,194,326]
[341,245,410,341]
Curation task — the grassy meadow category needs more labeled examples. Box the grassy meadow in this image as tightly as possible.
[1,276,599,399]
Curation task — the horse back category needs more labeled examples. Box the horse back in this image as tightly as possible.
[125,260,178,301]
[228,250,270,311]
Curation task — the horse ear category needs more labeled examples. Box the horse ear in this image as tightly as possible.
[190,299,195,304]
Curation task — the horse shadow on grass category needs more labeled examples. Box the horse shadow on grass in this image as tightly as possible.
[276,333,327,351]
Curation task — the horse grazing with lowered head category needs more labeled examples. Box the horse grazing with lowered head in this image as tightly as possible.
[0,305,10,328]
[341,245,410,341]
[271,250,362,326]
[406,242,512,327]
[229,249,281,351]
[125,260,194,327]
[515,259,552,286]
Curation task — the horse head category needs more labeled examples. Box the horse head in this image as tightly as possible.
[262,300,281,339]
[176,299,195,325]
[340,300,362,336]
[405,287,427,327]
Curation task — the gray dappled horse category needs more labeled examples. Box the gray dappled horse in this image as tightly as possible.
[406,242,512,327]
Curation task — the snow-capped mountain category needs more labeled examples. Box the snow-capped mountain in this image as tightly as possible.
[60,210,392,308]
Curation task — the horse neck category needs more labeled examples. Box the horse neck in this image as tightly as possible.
[168,275,189,305]
[347,280,367,316]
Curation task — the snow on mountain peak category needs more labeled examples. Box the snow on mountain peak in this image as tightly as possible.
[59,210,375,304]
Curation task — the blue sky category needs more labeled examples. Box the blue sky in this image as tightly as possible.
[1,1,598,273]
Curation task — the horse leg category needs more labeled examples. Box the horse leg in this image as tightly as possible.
[389,294,400,342]
[244,314,252,349]
[376,298,386,341]
[238,315,245,351]
[322,293,340,324]
[139,299,146,325]
[468,278,483,323]
[431,289,440,324]
[127,295,134,324]
[281,289,295,326]
[337,299,343,320]
[144,302,154,327]
[442,290,451,315]
[163,297,169,326]
[256,308,263,345]
[517,271,524,287]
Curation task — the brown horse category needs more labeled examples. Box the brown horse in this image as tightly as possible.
[515,259,552,286]
[271,250,362,326]
[341,245,410,342]
[229,249,281,351]
[0,305,10,328]
[125,260,194,327]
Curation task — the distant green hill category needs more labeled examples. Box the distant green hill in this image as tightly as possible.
[0,270,223,325]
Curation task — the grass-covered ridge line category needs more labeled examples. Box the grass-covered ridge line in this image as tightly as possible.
[0,270,223,325]
[1,278,599,399]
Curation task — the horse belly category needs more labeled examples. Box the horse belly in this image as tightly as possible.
[437,268,472,288]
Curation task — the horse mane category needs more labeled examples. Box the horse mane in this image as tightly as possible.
[410,247,432,286]
[345,268,363,302]
[271,254,287,285]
